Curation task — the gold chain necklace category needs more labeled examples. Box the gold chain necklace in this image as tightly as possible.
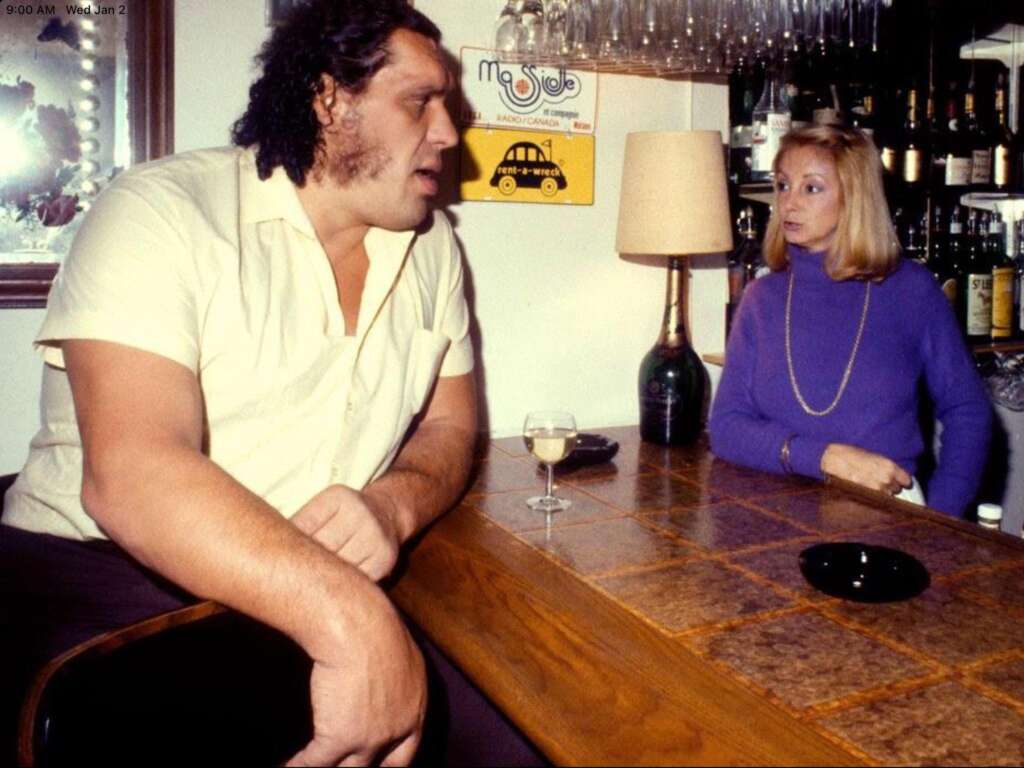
[784,269,871,417]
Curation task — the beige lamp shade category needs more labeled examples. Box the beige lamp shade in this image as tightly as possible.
[615,131,733,257]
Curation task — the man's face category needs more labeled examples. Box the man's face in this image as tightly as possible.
[321,29,457,231]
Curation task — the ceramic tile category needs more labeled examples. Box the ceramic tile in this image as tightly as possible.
[727,538,833,602]
[853,522,1024,578]
[469,487,625,533]
[640,502,808,552]
[950,563,1024,613]
[973,657,1024,706]
[596,559,793,633]
[829,586,1023,665]
[819,681,1024,766]
[692,611,928,710]
[677,459,816,499]
[753,489,899,533]
[519,516,694,576]
[636,436,715,473]
[466,455,545,494]
[570,472,720,513]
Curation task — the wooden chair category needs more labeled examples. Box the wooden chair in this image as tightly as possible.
[17,602,313,766]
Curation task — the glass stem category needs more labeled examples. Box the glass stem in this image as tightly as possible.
[545,463,555,499]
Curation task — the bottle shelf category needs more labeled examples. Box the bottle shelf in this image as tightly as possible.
[959,193,1024,220]
[738,182,774,206]
[960,24,1024,133]
[971,340,1024,356]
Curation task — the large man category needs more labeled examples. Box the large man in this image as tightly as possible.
[0,1,490,764]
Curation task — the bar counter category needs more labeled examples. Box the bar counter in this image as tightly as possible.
[389,426,1024,766]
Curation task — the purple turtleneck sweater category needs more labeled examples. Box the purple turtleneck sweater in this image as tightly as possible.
[709,245,993,517]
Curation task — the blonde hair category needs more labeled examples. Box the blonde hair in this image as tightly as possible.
[762,124,899,280]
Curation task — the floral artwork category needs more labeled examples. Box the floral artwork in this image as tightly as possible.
[0,9,127,263]
[0,77,83,229]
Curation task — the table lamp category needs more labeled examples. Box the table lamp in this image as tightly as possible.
[615,130,733,445]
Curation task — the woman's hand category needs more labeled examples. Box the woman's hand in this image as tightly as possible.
[820,443,912,495]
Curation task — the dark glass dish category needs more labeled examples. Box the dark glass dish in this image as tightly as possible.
[552,433,619,473]
[798,542,930,603]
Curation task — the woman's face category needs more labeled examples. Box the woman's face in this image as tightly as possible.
[774,145,842,253]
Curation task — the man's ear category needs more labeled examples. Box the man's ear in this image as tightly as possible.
[312,74,358,132]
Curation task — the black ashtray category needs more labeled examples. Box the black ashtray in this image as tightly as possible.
[545,433,619,473]
[798,542,930,603]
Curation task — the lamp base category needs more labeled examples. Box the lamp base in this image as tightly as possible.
[638,340,705,445]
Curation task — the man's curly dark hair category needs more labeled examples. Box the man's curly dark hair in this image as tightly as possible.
[231,0,440,185]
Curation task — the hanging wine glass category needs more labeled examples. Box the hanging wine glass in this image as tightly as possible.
[520,0,548,58]
[494,0,525,59]
[597,0,633,65]
[567,0,597,62]
[546,0,572,61]
[633,0,663,66]
[661,0,690,72]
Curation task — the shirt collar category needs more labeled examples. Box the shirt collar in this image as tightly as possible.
[237,147,419,265]
[238,147,318,239]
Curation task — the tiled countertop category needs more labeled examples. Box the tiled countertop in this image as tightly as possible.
[389,427,1024,766]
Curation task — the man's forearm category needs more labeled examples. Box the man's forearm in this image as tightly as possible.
[363,418,476,542]
[83,443,392,659]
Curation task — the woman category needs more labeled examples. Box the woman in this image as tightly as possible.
[709,124,992,517]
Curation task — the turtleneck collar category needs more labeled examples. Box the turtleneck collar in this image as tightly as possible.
[787,244,832,284]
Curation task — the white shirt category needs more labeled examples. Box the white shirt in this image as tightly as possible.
[3,147,473,540]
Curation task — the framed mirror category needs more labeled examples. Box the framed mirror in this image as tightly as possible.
[0,0,173,308]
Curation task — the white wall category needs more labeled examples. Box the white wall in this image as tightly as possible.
[0,0,729,473]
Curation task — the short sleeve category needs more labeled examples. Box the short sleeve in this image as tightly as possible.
[36,179,200,372]
[434,218,474,378]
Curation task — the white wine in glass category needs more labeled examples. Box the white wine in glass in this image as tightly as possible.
[523,411,578,512]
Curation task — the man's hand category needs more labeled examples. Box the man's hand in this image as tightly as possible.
[286,598,427,767]
[821,443,912,495]
[292,485,402,581]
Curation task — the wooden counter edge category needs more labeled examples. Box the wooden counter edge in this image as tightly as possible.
[390,506,863,767]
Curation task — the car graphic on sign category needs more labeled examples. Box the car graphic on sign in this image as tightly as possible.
[489,141,567,197]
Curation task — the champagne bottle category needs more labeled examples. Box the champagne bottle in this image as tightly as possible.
[639,260,705,445]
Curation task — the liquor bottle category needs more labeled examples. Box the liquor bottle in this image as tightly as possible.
[944,205,965,310]
[942,84,973,197]
[638,259,705,445]
[963,79,991,190]
[900,88,927,191]
[961,209,993,342]
[1016,219,1024,337]
[991,212,1014,340]
[903,221,925,266]
[926,88,945,187]
[991,73,1017,192]
[726,207,759,337]
[750,66,792,182]
[925,205,946,284]
[728,57,758,186]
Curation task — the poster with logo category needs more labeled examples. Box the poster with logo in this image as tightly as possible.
[459,48,598,134]
[458,48,598,206]
[460,128,594,206]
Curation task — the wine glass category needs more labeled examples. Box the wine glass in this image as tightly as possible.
[495,0,525,59]
[523,411,578,512]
